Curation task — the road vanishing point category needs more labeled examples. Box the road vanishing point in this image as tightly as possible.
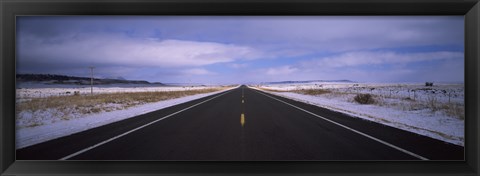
[17,85,464,160]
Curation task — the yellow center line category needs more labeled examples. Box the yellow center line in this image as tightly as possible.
[241,88,245,127]
[241,113,245,127]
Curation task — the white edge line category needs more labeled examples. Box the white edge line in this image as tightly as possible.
[60,89,234,160]
[252,88,429,160]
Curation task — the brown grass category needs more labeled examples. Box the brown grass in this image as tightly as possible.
[257,87,289,92]
[377,96,464,120]
[18,88,224,112]
[441,102,465,120]
[426,95,439,111]
[259,87,333,96]
[292,89,332,95]
[259,86,465,120]
[16,88,226,126]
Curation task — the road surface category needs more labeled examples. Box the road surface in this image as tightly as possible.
[16,86,464,160]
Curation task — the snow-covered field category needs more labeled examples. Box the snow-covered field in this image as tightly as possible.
[16,82,464,148]
[251,82,464,146]
[16,86,217,102]
[16,85,237,149]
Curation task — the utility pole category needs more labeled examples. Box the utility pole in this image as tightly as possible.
[89,66,95,95]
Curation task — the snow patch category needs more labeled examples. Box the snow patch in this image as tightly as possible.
[250,83,464,146]
[16,87,237,149]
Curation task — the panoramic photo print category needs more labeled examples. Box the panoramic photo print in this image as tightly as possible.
[15,16,464,160]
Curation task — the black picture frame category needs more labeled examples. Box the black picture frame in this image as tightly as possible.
[1,0,479,175]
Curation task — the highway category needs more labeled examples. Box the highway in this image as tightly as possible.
[16,86,464,160]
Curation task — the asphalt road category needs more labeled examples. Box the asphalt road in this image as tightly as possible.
[16,86,464,160]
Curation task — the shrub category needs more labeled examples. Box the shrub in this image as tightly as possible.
[354,93,375,104]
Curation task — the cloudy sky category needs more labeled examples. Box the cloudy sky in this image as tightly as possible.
[17,16,464,84]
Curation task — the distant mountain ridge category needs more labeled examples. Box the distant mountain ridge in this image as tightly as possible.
[262,79,354,84]
[16,74,162,86]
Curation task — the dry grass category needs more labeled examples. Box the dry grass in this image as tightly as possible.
[260,86,464,120]
[292,89,332,95]
[426,95,439,111]
[258,87,332,95]
[441,102,465,120]
[16,88,226,127]
[424,95,464,119]
[257,87,289,92]
[17,88,224,113]
[373,95,464,120]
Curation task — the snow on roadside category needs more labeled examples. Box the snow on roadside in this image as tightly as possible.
[16,86,218,101]
[250,86,464,146]
[16,86,237,149]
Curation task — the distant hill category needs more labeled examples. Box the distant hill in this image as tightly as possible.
[16,74,163,86]
[263,80,354,84]
[101,76,127,80]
